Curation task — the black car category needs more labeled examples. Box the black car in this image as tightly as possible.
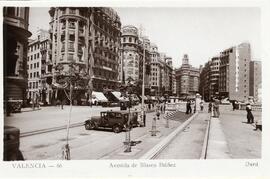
[84,111,140,133]
[4,126,24,161]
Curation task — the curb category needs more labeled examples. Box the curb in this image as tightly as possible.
[140,112,199,159]
[200,114,211,159]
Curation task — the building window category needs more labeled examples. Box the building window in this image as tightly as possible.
[31,56,33,60]
[37,62,39,68]
[30,73,32,78]
[34,63,36,68]
[37,53,39,58]
[34,72,36,77]
[37,72,39,77]
[30,64,33,69]
[129,37,132,43]
[6,7,16,16]
[34,54,36,59]
[69,8,76,14]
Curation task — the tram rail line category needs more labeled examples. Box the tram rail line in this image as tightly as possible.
[20,122,84,138]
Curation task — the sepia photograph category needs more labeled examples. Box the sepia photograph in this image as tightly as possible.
[1,0,269,178]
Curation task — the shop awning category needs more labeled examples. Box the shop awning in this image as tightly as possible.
[112,91,128,101]
[92,91,108,102]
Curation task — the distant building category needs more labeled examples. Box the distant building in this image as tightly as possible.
[149,43,160,95]
[172,69,177,96]
[249,60,261,103]
[199,57,220,101]
[175,54,200,98]
[219,43,251,102]
[149,45,173,97]
[3,7,32,113]
[27,29,51,104]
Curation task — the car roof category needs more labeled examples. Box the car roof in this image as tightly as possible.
[101,110,137,114]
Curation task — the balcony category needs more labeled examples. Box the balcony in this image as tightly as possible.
[68,24,75,29]
[79,30,84,37]
[68,47,75,52]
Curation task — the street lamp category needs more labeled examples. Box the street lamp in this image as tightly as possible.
[151,103,160,136]
[124,81,133,152]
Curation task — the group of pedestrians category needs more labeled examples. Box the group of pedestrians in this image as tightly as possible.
[208,98,220,117]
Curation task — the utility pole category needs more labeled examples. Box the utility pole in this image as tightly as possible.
[139,24,146,127]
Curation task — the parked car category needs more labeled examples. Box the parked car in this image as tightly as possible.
[84,111,140,133]
[221,98,231,104]
[4,126,24,161]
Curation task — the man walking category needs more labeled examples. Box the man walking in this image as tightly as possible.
[213,98,220,117]
[246,103,254,124]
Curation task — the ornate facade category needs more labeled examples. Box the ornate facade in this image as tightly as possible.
[175,54,200,98]
[48,7,121,104]
[120,25,151,94]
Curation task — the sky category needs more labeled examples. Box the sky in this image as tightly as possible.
[29,7,261,68]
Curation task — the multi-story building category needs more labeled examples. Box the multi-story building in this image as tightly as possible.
[48,7,121,104]
[27,29,51,104]
[120,25,151,95]
[219,43,251,102]
[210,56,220,97]
[172,69,177,96]
[121,25,140,83]
[139,36,151,95]
[199,57,220,101]
[199,61,211,101]
[3,7,32,113]
[249,60,261,103]
[175,54,200,98]
[149,47,173,97]
[91,8,121,91]
[149,43,160,95]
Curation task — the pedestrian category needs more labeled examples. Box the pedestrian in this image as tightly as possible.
[208,102,212,113]
[200,101,204,111]
[32,92,36,110]
[186,100,192,114]
[246,103,254,124]
[232,100,236,111]
[186,100,189,114]
[213,98,220,117]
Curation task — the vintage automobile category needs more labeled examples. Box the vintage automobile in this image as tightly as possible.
[84,111,140,133]
[4,126,24,161]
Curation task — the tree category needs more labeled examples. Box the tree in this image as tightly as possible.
[55,61,90,160]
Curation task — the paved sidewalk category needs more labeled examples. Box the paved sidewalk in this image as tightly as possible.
[156,112,209,159]
[207,117,231,159]
[218,106,261,159]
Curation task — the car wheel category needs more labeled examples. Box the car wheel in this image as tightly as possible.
[112,125,122,133]
[85,122,96,130]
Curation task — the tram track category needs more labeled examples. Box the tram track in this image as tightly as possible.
[20,122,84,138]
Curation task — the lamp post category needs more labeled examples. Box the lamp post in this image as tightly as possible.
[124,81,132,152]
[140,36,146,127]
[151,103,160,136]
